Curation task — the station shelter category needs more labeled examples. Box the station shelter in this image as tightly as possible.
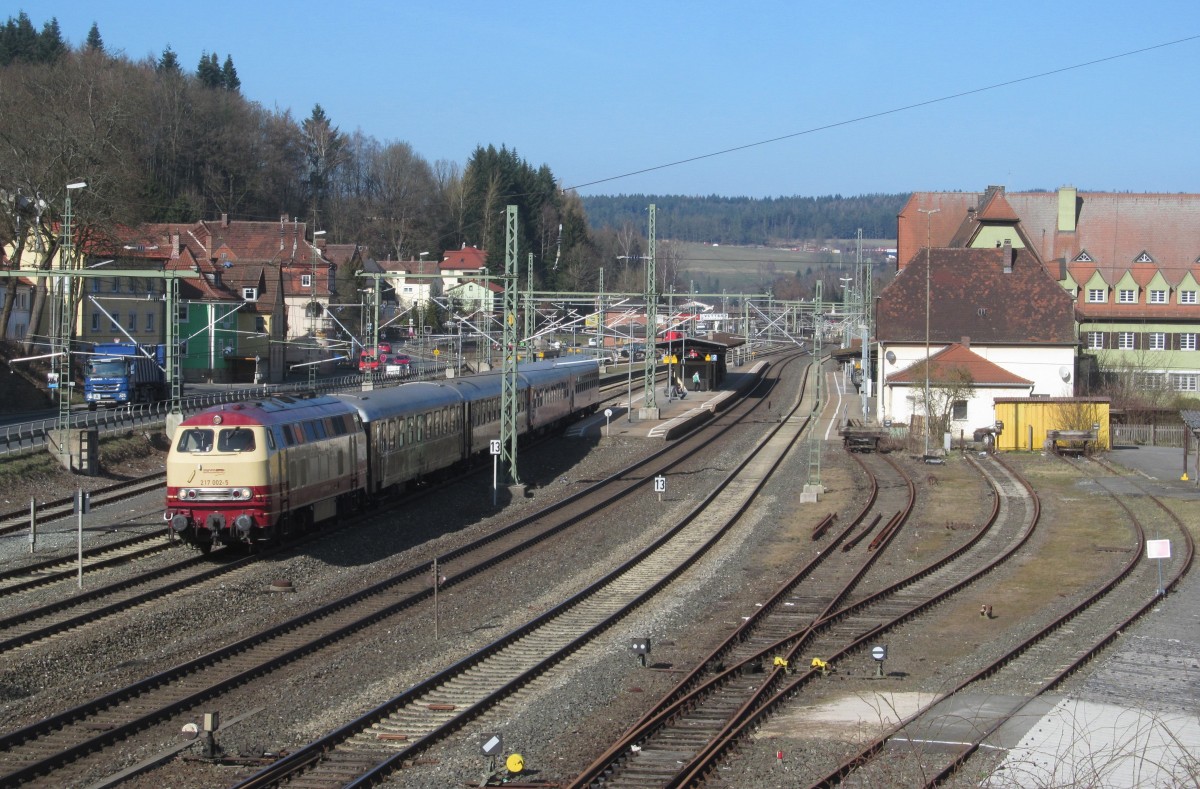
[655,335,739,393]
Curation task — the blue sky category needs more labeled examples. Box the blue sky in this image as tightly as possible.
[21,1,1200,198]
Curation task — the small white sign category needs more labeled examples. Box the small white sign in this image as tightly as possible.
[489,439,501,456]
[653,475,667,493]
[1146,539,1172,559]
[604,408,613,419]
[481,733,503,755]
[871,646,886,661]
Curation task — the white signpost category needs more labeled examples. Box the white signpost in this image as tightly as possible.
[1146,538,1171,595]
[604,407,613,436]
[490,439,502,506]
[653,474,667,502]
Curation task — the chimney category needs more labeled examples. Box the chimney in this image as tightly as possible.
[1057,186,1078,233]
[171,233,180,258]
[1002,240,1013,273]
[220,213,229,228]
[961,336,970,349]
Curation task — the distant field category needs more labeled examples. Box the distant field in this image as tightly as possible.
[671,240,894,295]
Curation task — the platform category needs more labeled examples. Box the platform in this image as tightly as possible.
[567,367,764,440]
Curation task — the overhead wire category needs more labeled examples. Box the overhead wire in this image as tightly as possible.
[563,34,1200,193]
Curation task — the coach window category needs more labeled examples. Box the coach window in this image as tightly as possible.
[265,430,276,450]
[386,419,396,450]
[303,421,319,441]
[406,417,414,444]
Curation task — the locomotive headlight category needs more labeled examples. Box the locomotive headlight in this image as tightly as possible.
[232,488,252,500]
[182,488,198,500]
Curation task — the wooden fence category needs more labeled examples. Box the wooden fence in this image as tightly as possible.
[1111,424,1187,448]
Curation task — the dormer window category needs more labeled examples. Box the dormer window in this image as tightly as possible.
[1149,289,1167,304]
[1182,291,1198,304]
[1134,251,1154,263]
[242,287,258,302]
[1087,288,1106,303]
[301,274,312,288]
[1117,289,1137,304]
[1074,251,1094,263]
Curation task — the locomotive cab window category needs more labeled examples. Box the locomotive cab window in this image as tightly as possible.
[176,428,214,453]
[218,427,256,453]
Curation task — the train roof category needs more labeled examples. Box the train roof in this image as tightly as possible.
[179,395,358,427]
[335,381,465,422]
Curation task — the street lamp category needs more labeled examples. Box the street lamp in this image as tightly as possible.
[917,207,940,456]
[308,229,326,388]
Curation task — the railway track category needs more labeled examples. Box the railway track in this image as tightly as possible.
[0,473,166,537]
[794,453,1193,788]
[569,447,1032,788]
[562,451,916,789]
[0,532,173,597]
[225,356,816,788]
[0,355,804,787]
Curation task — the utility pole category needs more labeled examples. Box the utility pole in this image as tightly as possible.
[802,279,824,502]
[918,208,940,456]
[525,253,534,351]
[640,204,659,418]
[308,229,325,389]
[857,229,871,418]
[500,206,523,492]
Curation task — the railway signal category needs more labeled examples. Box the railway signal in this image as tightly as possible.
[871,644,887,678]
[631,638,652,667]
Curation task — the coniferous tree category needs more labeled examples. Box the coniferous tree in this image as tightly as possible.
[0,12,39,64]
[36,17,66,62]
[221,54,240,92]
[84,22,104,53]
[157,45,181,74]
[196,51,222,87]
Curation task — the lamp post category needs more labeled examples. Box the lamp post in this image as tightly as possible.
[308,229,326,388]
[917,207,940,456]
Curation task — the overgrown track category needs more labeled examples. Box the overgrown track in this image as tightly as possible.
[808,453,1195,789]
[0,356,802,788]
[581,448,1041,788]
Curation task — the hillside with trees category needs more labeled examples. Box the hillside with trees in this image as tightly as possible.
[0,11,905,322]
[582,193,907,246]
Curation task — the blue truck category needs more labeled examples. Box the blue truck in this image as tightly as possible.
[84,343,168,409]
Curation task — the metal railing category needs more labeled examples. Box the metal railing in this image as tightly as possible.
[0,370,426,458]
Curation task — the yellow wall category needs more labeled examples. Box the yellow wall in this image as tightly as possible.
[994,399,1110,451]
